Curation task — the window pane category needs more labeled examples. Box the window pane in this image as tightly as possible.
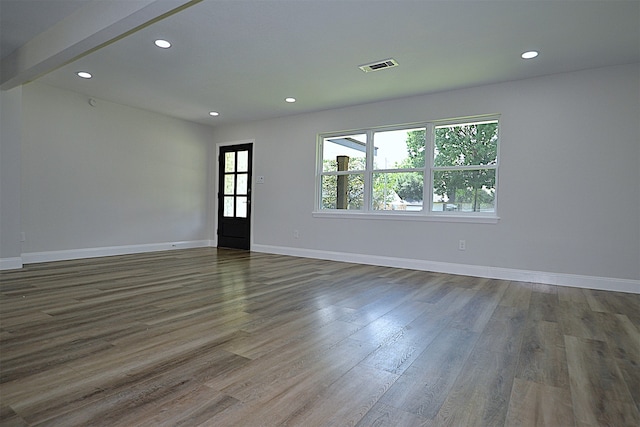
[236,197,248,218]
[432,169,496,212]
[224,152,235,172]
[223,196,234,217]
[322,134,366,172]
[373,128,426,170]
[434,120,498,167]
[237,174,248,195]
[321,174,364,210]
[372,172,424,211]
[224,174,235,195]
[237,151,249,172]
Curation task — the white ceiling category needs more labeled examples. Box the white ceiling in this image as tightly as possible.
[0,0,88,59]
[2,0,639,127]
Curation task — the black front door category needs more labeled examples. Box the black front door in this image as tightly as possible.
[217,143,252,250]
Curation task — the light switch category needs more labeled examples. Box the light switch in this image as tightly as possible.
[256,176,265,184]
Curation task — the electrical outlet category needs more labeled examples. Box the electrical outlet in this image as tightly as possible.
[459,240,466,251]
[293,229,299,239]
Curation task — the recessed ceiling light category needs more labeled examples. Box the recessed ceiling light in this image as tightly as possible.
[76,71,92,79]
[521,50,539,59]
[285,97,296,103]
[154,39,171,49]
[209,111,219,117]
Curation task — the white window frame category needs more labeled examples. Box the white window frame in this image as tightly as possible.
[314,115,500,224]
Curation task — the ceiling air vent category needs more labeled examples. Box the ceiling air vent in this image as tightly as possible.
[358,58,399,73]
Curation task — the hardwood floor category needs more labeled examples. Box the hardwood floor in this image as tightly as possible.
[1,248,638,426]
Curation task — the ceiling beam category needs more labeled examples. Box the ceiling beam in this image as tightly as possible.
[1,0,201,90]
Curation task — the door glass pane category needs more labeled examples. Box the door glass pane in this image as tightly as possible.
[223,196,234,217]
[237,151,249,172]
[225,152,235,172]
[236,197,247,218]
[237,174,248,195]
[224,174,235,195]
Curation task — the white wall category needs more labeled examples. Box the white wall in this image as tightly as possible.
[0,87,23,268]
[20,82,214,260]
[6,65,639,291]
[212,64,640,288]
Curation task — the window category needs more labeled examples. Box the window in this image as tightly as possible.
[320,133,366,210]
[316,116,499,219]
[372,127,426,211]
[432,120,499,213]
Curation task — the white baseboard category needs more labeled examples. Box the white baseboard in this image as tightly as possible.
[251,244,640,294]
[9,242,639,294]
[0,257,23,270]
[21,240,212,264]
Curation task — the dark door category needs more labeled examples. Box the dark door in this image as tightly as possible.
[217,143,252,249]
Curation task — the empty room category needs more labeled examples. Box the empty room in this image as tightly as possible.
[1,1,638,426]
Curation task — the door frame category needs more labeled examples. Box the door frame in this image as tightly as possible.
[213,140,255,249]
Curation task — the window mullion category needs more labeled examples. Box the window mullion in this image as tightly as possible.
[426,123,435,214]
[364,130,374,211]
[316,135,324,211]
[432,165,498,171]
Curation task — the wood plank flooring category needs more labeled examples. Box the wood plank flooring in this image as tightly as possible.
[1,248,638,426]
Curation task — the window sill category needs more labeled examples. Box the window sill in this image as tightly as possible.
[312,211,500,224]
